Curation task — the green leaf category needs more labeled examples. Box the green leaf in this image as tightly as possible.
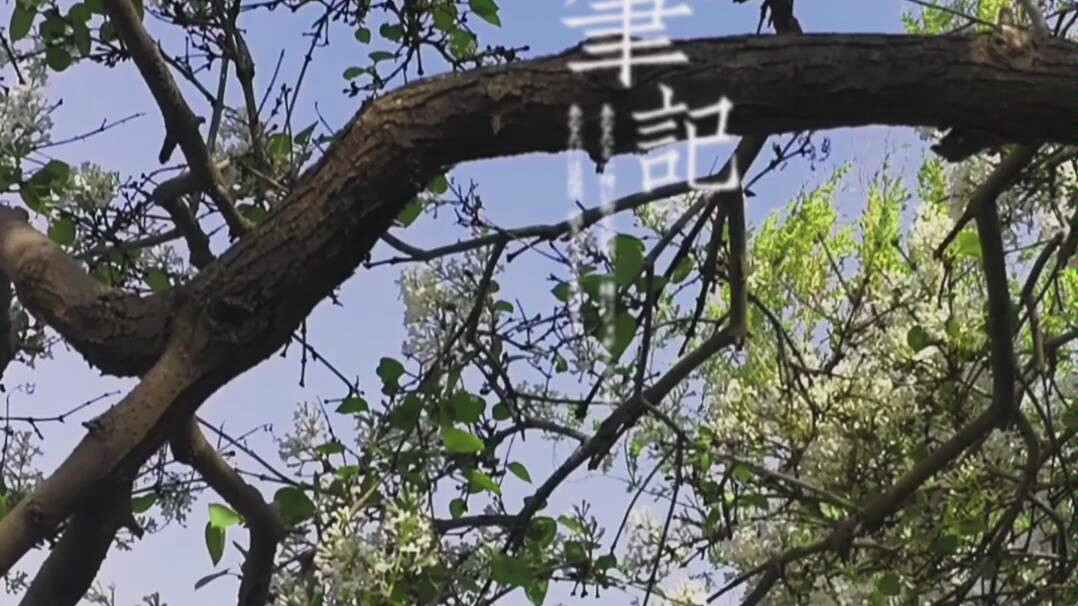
[379,23,403,42]
[1062,406,1078,431]
[491,402,511,421]
[293,122,317,145]
[428,174,450,194]
[563,540,588,563]
[528,517,557,546]
[954,230,982,260]
[376,357,405,393]
[507,461,531,483]
[193,570,230,590]
[466,470,501,496]
[579,273,605,300]
[377,357,405,383]
[636,272,667,295]
[558,515,585,534]
[605,312,637,358]
[145,268,171,292]
[957,518,985,536]
[208,503,242,529]
[595,553,617,570]
[491,553,531,587]
[336,396,368,414]
[469,0,501,26]
[432,5,457,31]
[204,522,225,565]
[131,493,157,514]
[670,256,693,283]
[10,4,35,42]
[449,497,467,519]
[71,21,91,56]
[906,325,929,352]
[354,27,371,43]
[741,493,768,509]
[932,534,960,555]
[397,200,423,227]
[369,51,395,62]
[494,300,513,314]
[45,46,71,71]
[449,390,486,423]
[945,315,961,340]
[68,3,92,22]
[343,66,366,80]
[17,185,42,211]
[41,14,67,39]
[875,572,902,596]
[47,217,76,246]
[84,0,105,13]
[448,29,477,59]
[732,465,754,483]
[274,487,316,526]
[237,203,267,225]
[315,441,345,456]
[266,133,291,159]
[442,426,485,454]
[552,281,571,302]
[37,160,71,185]
[611,234,645,286]
[554,355,568,373]
[525,577,549,606]
[388,394,423,429]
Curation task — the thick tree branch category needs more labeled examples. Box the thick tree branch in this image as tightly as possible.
[0,206,170,376]
[0,332,203,572]
[0,30,1073,579]
[17,473,137,606]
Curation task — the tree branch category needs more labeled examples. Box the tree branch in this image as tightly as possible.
[0,29,1073,579]
[17,473,138,606]
[101,0,252,238]
[169,417,285,606]
[0,206,170,377]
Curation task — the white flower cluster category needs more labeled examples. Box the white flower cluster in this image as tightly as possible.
[0,46,52,159]
[310,487,441,606]
[691,158,1074,603]
[637,192,697,233]
[621,506,694,581]
[276,402,330,465]
[661,576,708,606]
[397,242,501,361]
[61,163,122,210]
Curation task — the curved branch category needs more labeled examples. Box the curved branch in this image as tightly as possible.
[17,473,137,606]
[169,417,285,606]
[0,334,202,573]
[102,0,251,238]
[0,24,1074,582]
[0,206,170,377]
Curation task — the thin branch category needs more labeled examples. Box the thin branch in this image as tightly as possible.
[102,0,252,238]
[169,417,285,606]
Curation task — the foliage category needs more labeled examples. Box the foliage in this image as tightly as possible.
[0,1,1074,606]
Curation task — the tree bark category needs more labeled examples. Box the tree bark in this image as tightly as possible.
[0,31,1072,575]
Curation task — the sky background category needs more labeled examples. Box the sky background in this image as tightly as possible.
[0,1,931,605]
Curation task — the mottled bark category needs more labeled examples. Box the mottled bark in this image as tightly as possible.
[0,13,1072,600]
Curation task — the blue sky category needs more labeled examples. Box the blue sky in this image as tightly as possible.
[4,1,929,605]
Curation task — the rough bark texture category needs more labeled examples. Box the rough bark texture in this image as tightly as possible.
[0,29,1073,579]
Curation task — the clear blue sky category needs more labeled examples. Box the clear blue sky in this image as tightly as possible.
[4,1,926,605]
